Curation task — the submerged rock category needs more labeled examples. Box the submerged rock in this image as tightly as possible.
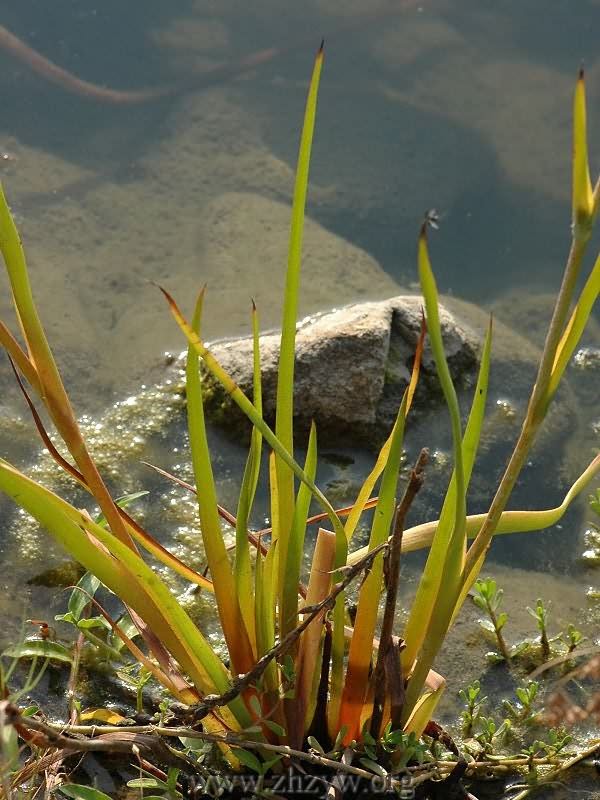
[196,295,479,446]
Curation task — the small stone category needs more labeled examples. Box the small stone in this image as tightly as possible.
[198,295,479,446]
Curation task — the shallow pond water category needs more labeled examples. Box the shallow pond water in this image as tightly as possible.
[0,2,600,796]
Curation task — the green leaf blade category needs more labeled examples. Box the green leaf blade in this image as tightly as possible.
[186,292,254,676]
[275,43,324,600]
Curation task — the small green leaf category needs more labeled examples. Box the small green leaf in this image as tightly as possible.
[0,719,19,771]
[516,688,528,705]
[59,786,114,800]
[307,735,325,754]
[496,612,508,630]
[333,726,348,751]
[262,755,283,772]
[127,778,169,789]
[108,613,139,651]
[359,758,388,778]
[127,778,166,790]
[76,617,109,631]
[362,730,376,746]
[166,767,181,791]
[94,491,149,528]
[263,719,286,737]
[66,571,101,622]
[249,694,263,719]
[3,640,72,664]
[235,748,263,774]
[485,651,505,665]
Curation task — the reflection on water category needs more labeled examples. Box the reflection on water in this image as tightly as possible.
[0,2,599,632]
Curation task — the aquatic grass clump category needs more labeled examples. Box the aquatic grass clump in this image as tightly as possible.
[0,48,600,787]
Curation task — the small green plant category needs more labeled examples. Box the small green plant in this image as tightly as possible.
[473,578,511,662]
[455,681,578,791]
[459,680,486,737]
[1,52,600,787]
[472,716,512,756]
[503,682,539,723]
[541,728,573,756]
[472,578,585,669]
[517,731,572,788]
[527,599,551,661]
[560,623,585,655]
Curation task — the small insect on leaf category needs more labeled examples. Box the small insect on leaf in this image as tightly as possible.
[424,208,442,230]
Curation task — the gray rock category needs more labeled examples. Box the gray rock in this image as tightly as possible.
[196,295,480,445]
[190,292,586,570]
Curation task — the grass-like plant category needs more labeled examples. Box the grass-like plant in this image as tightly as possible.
[1,49,599,774]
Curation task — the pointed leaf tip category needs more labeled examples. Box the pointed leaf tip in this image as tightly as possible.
[156,283,174,303]
[572,68,593,224]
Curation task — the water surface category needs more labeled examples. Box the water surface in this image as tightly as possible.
[0,1,599,741]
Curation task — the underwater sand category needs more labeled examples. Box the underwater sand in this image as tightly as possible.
[0,7,599,787]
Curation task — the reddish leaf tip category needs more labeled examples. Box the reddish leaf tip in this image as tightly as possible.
[154,282,176,306]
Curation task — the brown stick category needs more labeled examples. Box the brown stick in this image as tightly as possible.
[4,704,428,790]
[370,449,428,738]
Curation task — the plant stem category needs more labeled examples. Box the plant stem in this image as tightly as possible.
[487,606,511,663]
[464,230,590,579]
[370,449,428,738]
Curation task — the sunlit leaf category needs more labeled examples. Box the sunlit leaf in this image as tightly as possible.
[572,68,594,226]
[94,491,149,528]
[339,393,409,742]
[281,422,317,637]
[275,42,325,588]
[80,708,129,724]
[234,301,263,649]
[402,316,491,672]
[61,571,101,624]
[3,640,72,664]
[402,682,445,739]
[186,290,254,676]
[549,250,600,399]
